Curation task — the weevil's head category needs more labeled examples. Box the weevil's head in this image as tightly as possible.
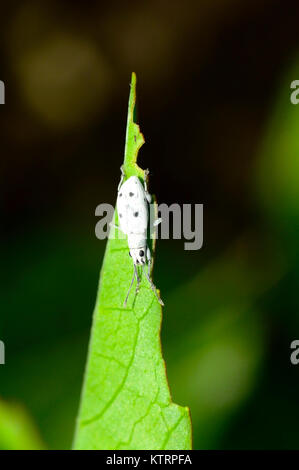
[129,248,146,265]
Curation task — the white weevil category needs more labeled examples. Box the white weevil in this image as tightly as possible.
[111,166,163,307]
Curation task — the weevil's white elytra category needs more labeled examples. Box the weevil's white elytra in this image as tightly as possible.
[113,166,164,307]
[117,176,148,249]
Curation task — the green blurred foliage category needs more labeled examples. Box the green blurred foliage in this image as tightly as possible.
[0,399,45,449]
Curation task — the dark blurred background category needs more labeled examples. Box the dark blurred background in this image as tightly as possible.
[1,0,299,449]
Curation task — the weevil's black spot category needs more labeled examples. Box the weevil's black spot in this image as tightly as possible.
[134,212,139,217]
[119,213,122,218]
[129,192,134,197]
[119,193,122,197]
[139,250,144,257]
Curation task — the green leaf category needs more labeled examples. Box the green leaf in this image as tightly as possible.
[0,399,45,450]
[73,73,192,450]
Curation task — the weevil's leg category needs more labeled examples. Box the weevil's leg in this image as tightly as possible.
[144,248,164,306]
[146,247,152,276]
[109,222,124,232]
[135,265,141,295]
[124,263,137,307]
[143,265,164,306]
[143,169,152,203]
[144,168,149,185]
[109,222,126,241]
[118,165,125,191]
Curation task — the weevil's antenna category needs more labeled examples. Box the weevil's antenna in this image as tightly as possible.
[124,263,139,307]
[143,265,164,306]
